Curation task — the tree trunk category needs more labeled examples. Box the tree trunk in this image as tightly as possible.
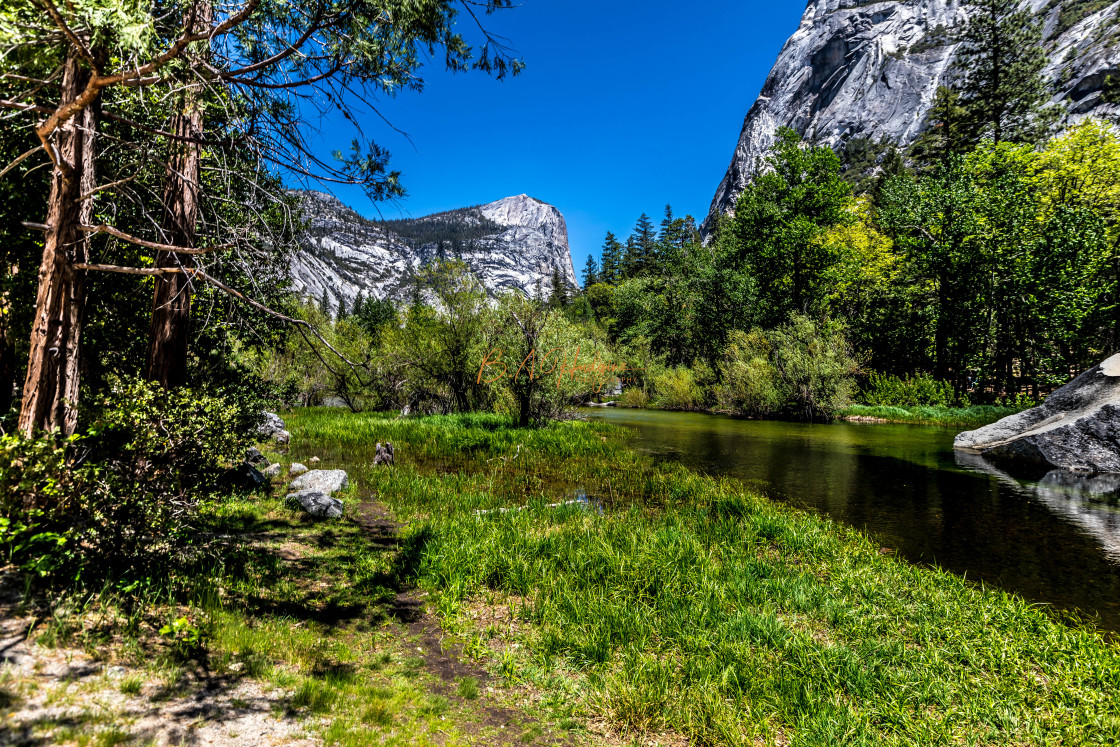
[145,1,211,388]
[18,57,96,437]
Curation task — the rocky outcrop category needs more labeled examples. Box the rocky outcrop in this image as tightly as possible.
[286,490,344,519]
[292,192,579,308]
[704,0,1120,232]
[954,354,1120,473]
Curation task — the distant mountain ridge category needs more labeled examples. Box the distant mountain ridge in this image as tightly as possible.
[705,0,1120,232]
[291,192,579,309]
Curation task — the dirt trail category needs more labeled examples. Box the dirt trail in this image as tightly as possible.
[0,500,586,746]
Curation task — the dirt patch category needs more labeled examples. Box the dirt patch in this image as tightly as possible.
[350,502,575,746]
[0,583,313,746]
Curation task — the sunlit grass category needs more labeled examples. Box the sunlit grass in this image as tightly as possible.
[840,403,1026,426]
[279,407,1120,746]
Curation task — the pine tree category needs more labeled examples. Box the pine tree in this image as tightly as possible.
[959,0,1057,145]
[582,254,599,288]
[633,213,657,276]
[337,295,348,319]
[911,87,970,171]
[622,235,639,279]
[353,290,366,317]
[320,289,332,317]
[599,231,623,284]
[549,267,569,308]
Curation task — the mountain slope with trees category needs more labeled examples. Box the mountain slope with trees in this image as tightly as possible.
[706,0,1120,231]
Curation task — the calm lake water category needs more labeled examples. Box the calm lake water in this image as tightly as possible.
[584,407,1120,633]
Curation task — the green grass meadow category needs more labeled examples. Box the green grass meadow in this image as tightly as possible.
[277,408,1120,746]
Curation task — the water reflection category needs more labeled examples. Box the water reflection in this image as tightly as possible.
[955,451,1120,562]
[584,408,1120,631]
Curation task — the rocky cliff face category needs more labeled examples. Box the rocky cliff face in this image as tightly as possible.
[291,192,579,309]
[705,0,1120,231]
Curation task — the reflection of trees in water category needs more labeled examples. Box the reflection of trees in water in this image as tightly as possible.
[956,451,1120,561]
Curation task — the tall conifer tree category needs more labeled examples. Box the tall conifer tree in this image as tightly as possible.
[599,231,623,284]
[582,254,599,287]
[959,0,1056,144]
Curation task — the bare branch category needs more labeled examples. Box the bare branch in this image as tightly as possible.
[78,224,234,255]
[0,144,45,180]
[0,98,52,113]
[79,174,137,201]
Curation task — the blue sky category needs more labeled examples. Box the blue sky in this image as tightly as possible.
[298,1,805,275]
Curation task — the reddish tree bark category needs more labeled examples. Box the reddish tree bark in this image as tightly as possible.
[18,56,97,437]
[145,2,211,389]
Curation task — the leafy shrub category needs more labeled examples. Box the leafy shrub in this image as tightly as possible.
[860,371,955,407]
[1,378,262,590]
[715,329,782,417]
[651,363,712,411]
[617,388,650,408]
[769,315,859,421]
[716,316,859,421]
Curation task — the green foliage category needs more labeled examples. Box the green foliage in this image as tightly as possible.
[769,315,860,421]
[1,379,261,589]
[649,362,712,411]
[860,372,956,407]
[286,408,1120,747]
[715,317,858,421]
[910,86,971,172]
[385,260,492,414]
[726,128,854,326]
[482,292,614,426]
[838,136,908,196]
[379,206,505,247]
[714,330,783,417]
[1045,0,1114,36]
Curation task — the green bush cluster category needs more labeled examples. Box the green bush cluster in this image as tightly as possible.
[859,371,957,407]
[0,378,263,590]
[715,316,859,421]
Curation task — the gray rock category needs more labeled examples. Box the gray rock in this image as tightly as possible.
[290,462,309,477]
[955,354,1120,473]
[261,463,282,479]
[286,489,344,519]
[275,429,291,445]
[288,469,349,495]
[246,447,268,467]
[703,0,1120,236]
[258,411,286,438]
[290,192,578,310]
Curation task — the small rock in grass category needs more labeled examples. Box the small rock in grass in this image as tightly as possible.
[290,462,309,477]
[288,469,348,495]
[309,456,321,466]
[245,447,268,467]
[275,429,291,445]
[262,463,281,479]
[257,412,286,439]
[286,489,343,519]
